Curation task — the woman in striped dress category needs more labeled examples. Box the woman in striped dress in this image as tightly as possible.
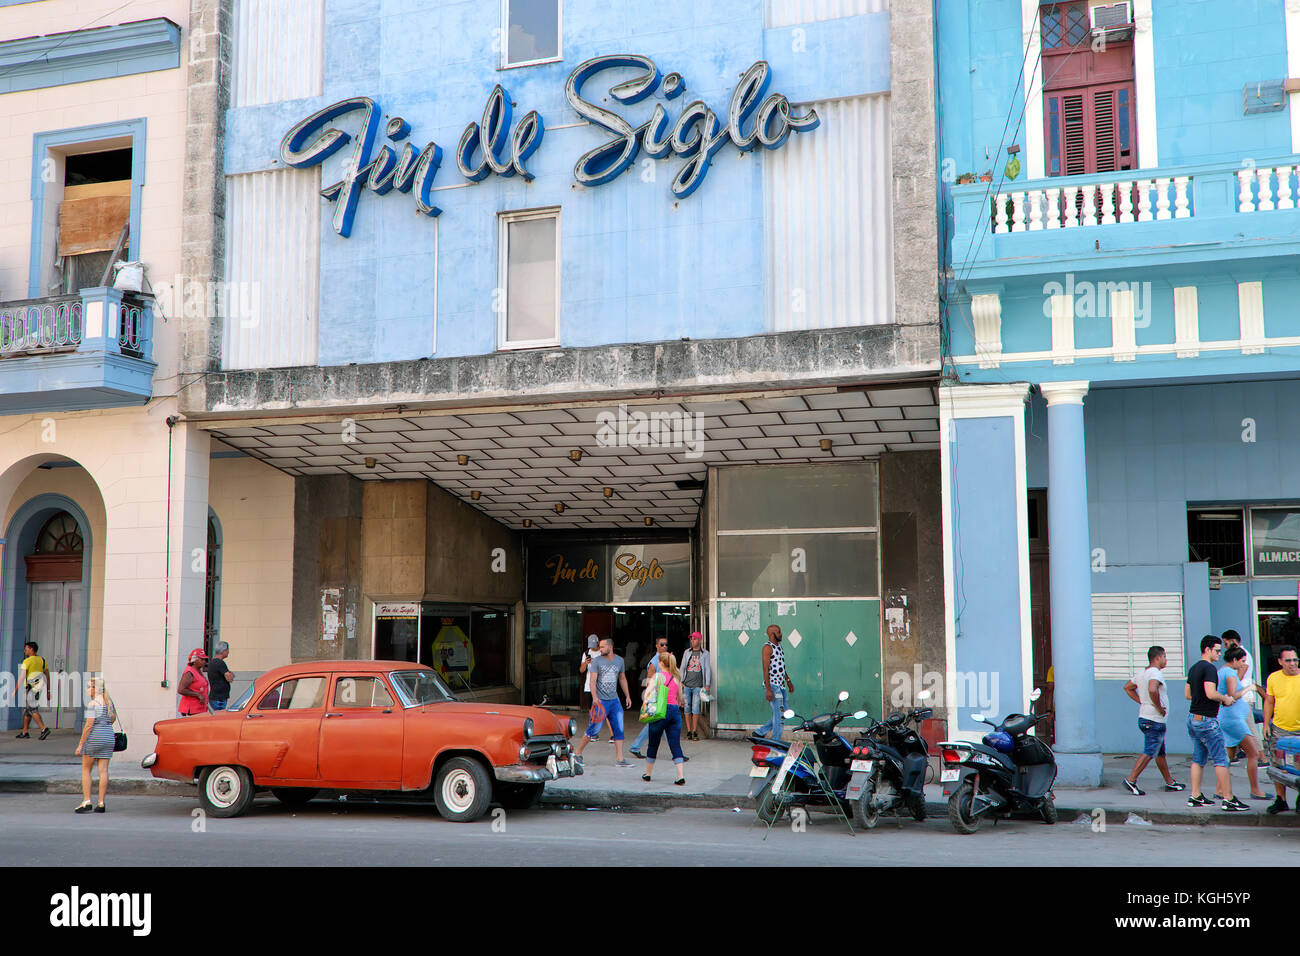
[74,677,116,813]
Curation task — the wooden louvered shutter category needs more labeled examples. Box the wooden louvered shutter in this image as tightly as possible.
[1045,83,1136,176]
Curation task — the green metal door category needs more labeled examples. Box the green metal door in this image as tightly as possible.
[715,599,881,728]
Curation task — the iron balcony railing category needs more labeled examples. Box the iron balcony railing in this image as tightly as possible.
[0,288,152,361]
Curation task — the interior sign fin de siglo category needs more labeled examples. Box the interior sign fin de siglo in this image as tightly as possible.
[280,54,820,238]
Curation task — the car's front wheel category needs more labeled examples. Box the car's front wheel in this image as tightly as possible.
[434,757,493,822]
[199,765,254,818]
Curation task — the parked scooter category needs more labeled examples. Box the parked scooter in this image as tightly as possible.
[845,691,933,829]
[938,688,1057,834]
[747,691,868,825]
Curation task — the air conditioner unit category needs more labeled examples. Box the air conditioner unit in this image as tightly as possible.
[1090,1,1134,42]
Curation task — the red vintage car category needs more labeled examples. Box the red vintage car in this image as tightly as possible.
[142,660,580,822]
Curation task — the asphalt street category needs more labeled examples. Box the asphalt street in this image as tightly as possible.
[3,793,1297,866]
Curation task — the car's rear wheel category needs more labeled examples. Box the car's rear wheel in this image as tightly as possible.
[199,765,254,818]
[434,757,492,822]
[271,787,319,809]
[495,782,543,811]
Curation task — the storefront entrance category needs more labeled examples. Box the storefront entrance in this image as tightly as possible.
[525,604,691,706]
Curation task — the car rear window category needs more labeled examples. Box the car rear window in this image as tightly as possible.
[258,677,327,711]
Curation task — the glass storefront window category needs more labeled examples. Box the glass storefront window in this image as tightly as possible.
[525,607,584,706]
[717,462,878,531]
[717,531,879,598]
[419,606,512,692]
[1250,508,1300,577]
[375,616,419,663]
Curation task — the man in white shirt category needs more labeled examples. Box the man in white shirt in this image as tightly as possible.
[1121,645,1185,795]
[1221,630,1263,761]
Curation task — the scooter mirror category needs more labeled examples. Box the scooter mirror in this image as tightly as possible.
[852,710,869,720]
[916,690,932,701]
[783,709,795,719]
[1030,687,1042,702]
[838,691,850,702]
[971,713,986,722]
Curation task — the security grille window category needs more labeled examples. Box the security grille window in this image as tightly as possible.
[716,462,879,599]
[499,209,560,349]
[1092,593,1185,680]
[503,0,561,67]
[1187,509,1246,577]
[1040,2,1090,50]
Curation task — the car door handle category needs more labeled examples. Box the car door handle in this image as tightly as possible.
[382,709,392,714]
[247,714,263,719]
[325,712,343,718]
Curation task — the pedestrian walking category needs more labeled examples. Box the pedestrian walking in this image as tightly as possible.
[207,642,235,711]
[1263,643,1300,814]
[629,636,670,758]
[16,641,51,740]
[1220,630,1262,762]
[1184,635,1249,812]
[573,637,634,767]
[177,648,210,716]
[680,631,711,741]
[756,624,794,741]
[73,676,116,813]
[642,652,686,786]
[1218,646,1268,800]
[1120,645,1184,794]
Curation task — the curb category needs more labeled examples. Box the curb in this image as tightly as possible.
[0,777,192,797]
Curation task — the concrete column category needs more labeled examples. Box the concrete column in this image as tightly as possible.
[1040,380,1101,786]
[940,383,1031,740]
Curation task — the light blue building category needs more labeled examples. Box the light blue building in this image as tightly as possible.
[174,1,945,729]
[938,0,1300,779]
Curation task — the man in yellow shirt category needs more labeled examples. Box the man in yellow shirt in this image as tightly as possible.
[17,641,50,740]
[1263,644,1300,814]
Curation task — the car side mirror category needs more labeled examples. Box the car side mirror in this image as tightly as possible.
[852,710,869,720]
[1029,688,1042,702]
[783,709,795,719]
[838,690,850,702]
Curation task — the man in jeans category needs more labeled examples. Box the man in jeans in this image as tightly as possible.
[207,642,235,711]
[1263,644,1300,813]
[1121,645,1184,795]
[573,638,634,767]
[680,631,711,741]
[756,624,794,741]
[1185,634,1249,812]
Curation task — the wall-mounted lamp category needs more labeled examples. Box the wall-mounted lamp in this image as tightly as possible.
[364,457,377,469]
[644,516,654,526]
[603,487,614,498]
[819,438,833,452]
[471,490,481,500]
[554,502,566,514]
[457,454,469,465]
[523,518,533,528]
[569,449,583,461]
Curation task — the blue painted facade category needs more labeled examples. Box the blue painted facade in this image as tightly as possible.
[938,0,1300,760]
[222,0,891,366]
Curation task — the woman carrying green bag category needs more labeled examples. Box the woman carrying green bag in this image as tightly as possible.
[642,653,686,786]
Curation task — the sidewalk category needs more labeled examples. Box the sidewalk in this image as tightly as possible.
[3,728,1297,826]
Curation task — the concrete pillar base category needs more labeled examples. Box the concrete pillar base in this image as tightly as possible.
[1053,751,1103,788]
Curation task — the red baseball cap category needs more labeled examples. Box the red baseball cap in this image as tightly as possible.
[188,648,209,663]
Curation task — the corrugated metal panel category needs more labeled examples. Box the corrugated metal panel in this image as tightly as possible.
[223,168,320,370]
[766,0,887,28]
[232,0,324,107]
[1092,593,1185,681]
[767,94,894,330]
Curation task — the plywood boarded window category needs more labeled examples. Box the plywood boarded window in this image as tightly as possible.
[57,180,130,257]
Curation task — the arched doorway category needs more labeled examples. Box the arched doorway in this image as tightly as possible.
[2,496,92,730]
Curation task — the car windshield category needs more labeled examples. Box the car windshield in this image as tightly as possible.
[226,683,256,713]
[389,670,457,707]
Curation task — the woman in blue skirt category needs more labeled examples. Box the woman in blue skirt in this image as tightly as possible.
[1219,647,1267,801]
[74,676,117,813]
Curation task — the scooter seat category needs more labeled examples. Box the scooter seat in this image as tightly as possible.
[748,734,786,747]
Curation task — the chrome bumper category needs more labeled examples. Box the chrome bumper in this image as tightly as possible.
[494,760,583,784]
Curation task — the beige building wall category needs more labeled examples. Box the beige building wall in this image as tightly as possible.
[0,401,209,759]
[208,454,294,677]
[0,0,189,387]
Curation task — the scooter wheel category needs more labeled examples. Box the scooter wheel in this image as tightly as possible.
[853,779,881,831]
[908,792,927,822]
[947,782,981,835]
[1039,794,1058,825]
[754,771,787,825]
